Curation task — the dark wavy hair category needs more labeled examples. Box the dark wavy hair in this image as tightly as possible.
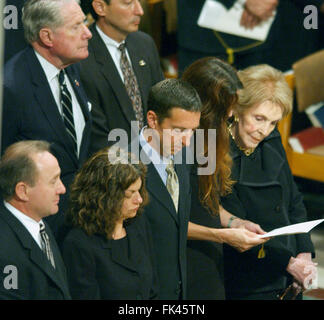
[66,147,148,239]
[182,57,243,214]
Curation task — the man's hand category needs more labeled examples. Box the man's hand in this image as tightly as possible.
[244,0,278,20]
[240,9,261,29]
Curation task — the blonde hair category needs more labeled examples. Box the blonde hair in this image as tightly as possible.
[236,64,292,117]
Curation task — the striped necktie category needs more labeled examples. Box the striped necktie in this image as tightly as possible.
[58,70,78,156]
[118,43,144,128]
[166,158,179,212]
[40,223,56,269]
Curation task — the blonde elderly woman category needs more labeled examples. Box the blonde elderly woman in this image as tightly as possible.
[222,64,316,300]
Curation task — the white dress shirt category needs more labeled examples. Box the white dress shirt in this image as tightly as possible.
[4,201,44,249]
[34,50,85,156]
[96,24,134,83]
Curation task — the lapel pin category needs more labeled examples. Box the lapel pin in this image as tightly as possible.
[139,60,146,67]
[74,79,80,87]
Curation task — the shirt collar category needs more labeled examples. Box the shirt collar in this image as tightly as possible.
[4,201,44,235]
[96,24,125,49]
[139,126,172,165]
[34,49,61,83]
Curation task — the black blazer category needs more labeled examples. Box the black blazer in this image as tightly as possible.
[2,46,92,239]
[80,24,164,154]
[62,215,158,300]
[132,143,191,300]
[221,129,315,296]
[0,201,71,300]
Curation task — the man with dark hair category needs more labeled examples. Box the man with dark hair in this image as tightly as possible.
[133,79,201,300]
[133,79,267,299]
[2,0,93,242]
[80,0,164,154]
[0,141,70,299]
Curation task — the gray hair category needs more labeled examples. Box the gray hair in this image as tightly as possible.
[22,0,72,43]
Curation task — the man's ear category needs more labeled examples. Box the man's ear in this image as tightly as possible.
[39,27,54,47]
[15,182,29,202]
[92,0,107,17]
[146,110,158,129]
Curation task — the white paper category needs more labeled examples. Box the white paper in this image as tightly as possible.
[259,219,324,238]
[197,0,276,41]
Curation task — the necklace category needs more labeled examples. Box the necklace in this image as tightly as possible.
[227,123,255,156]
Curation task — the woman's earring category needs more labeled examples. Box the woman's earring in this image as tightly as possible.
[234,115,239,123]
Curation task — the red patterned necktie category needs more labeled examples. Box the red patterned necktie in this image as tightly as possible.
[118,43,144,128]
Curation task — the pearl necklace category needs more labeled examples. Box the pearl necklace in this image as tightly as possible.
[227,123,255,156]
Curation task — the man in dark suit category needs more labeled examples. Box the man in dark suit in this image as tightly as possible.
[0,140,70,299]
[80,0,164,154]
[130,79,201,299]
[2,0,93,241]
[129,79,268,299]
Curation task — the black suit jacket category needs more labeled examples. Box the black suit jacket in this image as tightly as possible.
[129,142,191,300]
[0,201,71,300]
[80,24,164,154]
[62,215,158,300]
[2,46,92,239]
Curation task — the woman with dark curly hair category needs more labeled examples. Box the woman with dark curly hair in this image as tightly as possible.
[62,147,158,299]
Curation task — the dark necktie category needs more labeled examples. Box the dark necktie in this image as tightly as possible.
[58,70,78,156]
[40,223,56,269]
[166,159,179,212]
[118,43,144,128]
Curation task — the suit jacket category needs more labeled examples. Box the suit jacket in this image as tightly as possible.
[2,46,92,239]
[62,215,158,300]
[221,129,315,297]
[0,201,71,300]
[80,24,164,154]
[129,141,191,300]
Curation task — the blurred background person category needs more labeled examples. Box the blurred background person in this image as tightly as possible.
[62,147,158,299]
[177,0,324,74]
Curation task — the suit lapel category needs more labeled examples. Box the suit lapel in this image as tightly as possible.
[26,48,78,166]
[146,161,179,225]
[89,25,136,126]
[0,204,68,297]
